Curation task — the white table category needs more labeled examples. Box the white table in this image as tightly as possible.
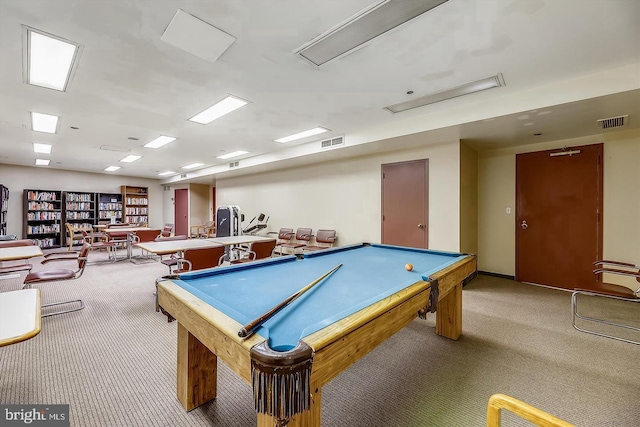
[0,289,41,347]
[0,245,43,261]
[206,235,276,261]
[135,239,223,257]
[104,227,152,262]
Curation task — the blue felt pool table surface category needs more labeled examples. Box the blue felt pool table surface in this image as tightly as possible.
[171,243,467,351]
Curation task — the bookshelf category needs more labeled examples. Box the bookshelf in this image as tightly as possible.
[97,192,123,223]
[1,185,8,235]
[63,191,96,247]
[23,189,63,248]
[121,185,148,225]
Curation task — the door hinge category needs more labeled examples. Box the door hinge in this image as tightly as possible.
[596,210,600,223]
[382,215,385,221]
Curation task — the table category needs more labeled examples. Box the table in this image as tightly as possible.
[207,235,276,261]
[0,289,41,347]
[104,227,151,261]
[157,243,477,426]
[135,238,223,257]
[0,245,43,262]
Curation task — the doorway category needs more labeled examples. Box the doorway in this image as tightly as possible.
[381,159,428,248]
[516,143,603,290]
[174,188,188,236]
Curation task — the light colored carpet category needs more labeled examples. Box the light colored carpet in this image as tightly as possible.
[1,248,638,426]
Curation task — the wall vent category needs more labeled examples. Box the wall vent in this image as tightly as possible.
[163,186,171,191]
[180,173,187,178]
[229,161,239,168]
[320,136,344,149]
[597,115,628,129]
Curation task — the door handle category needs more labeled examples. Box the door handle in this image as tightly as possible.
[418,223,424,229]
[521,220,528,229]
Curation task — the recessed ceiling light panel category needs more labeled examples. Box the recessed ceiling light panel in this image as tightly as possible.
[120,155,142,163]
[144,135,177,149]
[275,127,330,143]
[31,112,59,134]
[182,163,204,169]
[35,159,50,166]
[104,166,121,172]
[33,143,52,154]
[188,95,249,124]
[158,171,176,176]
[23,26,82,91]
[216,150,248,160]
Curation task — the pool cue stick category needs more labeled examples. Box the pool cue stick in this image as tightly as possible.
[238,263,343,339]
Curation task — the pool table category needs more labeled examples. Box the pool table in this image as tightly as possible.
[156,243,477,426]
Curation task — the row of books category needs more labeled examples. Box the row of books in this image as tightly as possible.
[66,193,94,202]
[27,201,59,211]
[125,207,148,214]
[65,212,94,219]
[66,202,94,211]
[125,197,148,205]
[27,224,61,234]
[27,191,59,201]
[27,211,62,220]
[98,211,123,219]
[99,203,122,210]
[31,238,58,248]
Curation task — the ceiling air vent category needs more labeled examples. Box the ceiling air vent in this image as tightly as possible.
[229,161,239,168]
[597,115,628,129]
[320,136,344,149]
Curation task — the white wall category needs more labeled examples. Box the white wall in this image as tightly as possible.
[0,164,164,236]
[478,129,640,289]
[216,140,461,251]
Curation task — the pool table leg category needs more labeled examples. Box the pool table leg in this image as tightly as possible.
[435,282,462,340]
[256,382,322,427]
[177,323,218,411]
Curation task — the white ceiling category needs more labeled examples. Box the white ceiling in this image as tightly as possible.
[1,0,639,185]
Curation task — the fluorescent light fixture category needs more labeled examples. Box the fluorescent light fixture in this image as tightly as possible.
[295,0,448,66]
[33,143,52,154]
[216,150,248,160]
[158,171,176,176]
[31,112,59,133]
[120,155,142,163]
[105,166,121,172]
[144,135,177,149]
[182,163,204,169]
[188,95,249,124]
[23,26,82,91]
[35,159,50,166]
[275,127,330,143]
[384,74,506,113]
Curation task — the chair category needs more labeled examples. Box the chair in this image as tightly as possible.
[160,225,173,237]
[276,228,312,255]
[190,220,216,239]
[302,229,337,253]
[81,230,116,262]
[155,234,188,273]
[268,228,294,255]
[174,246,226,274]
[131,229,162,259]
[0,239,36,277]
[231,239,277,264]
[22,243,91,317]
[487,393,574,427]
[572,259,639,345]
[65,223,84,251]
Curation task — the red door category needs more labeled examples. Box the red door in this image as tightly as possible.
[381,160,428,248]
[174,189,188,236]
[516,144,603,290]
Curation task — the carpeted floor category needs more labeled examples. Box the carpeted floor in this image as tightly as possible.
[1,248,638,426]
